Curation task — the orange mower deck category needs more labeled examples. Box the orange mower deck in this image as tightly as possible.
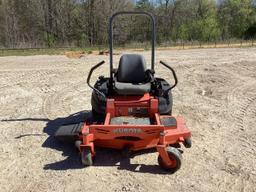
[79,93,191,169]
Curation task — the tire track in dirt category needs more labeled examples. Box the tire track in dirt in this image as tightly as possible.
[1,149,44,192]
[1,72,87,186]
[180,60,256,191]
[42,80,86,119]
[229,82,256,156]
[0,69,68,183]
[0,68,72,90]
[0,136,44,185]
[222,80,256,189]
[188,63,236,100]
[227,81,256,132]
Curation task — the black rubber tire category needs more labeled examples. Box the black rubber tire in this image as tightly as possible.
[168,91,173,115]
[91,91,106,115]
[81,148,93,166]
[158,91,173,115]
[158,147,182,173]
[183,138,192,148]
[169,143,181,148]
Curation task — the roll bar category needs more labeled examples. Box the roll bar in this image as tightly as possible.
[109,11,156,82]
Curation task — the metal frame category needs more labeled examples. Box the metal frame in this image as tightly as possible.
[87,60,106,99]
[160,61,178,93]
[109,11,156,82]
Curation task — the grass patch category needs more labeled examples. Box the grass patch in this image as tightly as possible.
[0,47,99,57]
[87,50,93,54]
[0,41,255,57]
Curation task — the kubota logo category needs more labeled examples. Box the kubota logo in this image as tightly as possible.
[113,128,142,134]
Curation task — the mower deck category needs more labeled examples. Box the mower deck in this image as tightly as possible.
[80,114,190,152]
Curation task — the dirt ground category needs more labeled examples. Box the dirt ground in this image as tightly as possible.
[0,48,256,192]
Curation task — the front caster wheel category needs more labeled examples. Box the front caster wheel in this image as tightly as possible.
[183,138,192,148]
[81,148,93,166]
[158,147,182,173]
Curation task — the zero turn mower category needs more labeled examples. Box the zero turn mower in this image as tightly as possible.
[55,11,192,173]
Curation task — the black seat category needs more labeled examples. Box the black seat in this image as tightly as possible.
[114,54,151,95]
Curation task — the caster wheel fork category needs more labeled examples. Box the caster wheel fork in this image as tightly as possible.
[81,148,93,166]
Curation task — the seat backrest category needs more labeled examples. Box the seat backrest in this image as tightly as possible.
[117,54,147,83]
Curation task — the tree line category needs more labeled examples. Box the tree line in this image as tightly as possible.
[0,0,256,48]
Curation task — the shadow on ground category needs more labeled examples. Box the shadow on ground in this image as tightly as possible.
[2,111,169,174]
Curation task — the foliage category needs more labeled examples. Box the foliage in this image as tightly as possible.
[0,0,255,48]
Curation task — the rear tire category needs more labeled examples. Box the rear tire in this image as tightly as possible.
[158,147,182,173]
[81,148,93,166]
[158,91,173,115]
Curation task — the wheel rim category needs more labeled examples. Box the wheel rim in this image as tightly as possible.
[160,155,177,168]
[168,156,177,168]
